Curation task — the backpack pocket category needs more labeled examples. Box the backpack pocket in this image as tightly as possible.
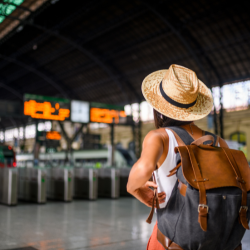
[157,180,185,240]
[172,187,249,250]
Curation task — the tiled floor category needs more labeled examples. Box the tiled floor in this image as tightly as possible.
[0,198,249,250]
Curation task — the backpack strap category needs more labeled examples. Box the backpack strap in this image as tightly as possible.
[167,126,194,145]
[191,135,214,146]
[186,145,209,231]
[204,131,217,146]
[146,172,159,224]
[222,148,249,230]
[218,137,229,148]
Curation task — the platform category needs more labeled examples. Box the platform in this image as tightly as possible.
[0,198,249,250]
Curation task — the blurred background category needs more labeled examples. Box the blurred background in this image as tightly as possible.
[0,0,249,249]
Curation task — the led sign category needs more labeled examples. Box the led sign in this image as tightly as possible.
[24,94,70,121]
[90,107,126,124]
[71,100,90,123]
[46,131,61,140]
[0,0,25,24]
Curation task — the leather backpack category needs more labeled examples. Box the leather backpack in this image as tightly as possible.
[146,127,250,250]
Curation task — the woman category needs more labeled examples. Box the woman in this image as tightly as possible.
[127,64,230,250]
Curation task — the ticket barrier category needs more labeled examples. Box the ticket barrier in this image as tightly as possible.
[74,168,98,200]
[18,167,46,203]
[0,167,18,205]
[119,167,132,196]
[47,167,73,202]
[98,168,120,198]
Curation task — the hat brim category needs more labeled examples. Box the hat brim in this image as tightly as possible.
[142,69,213,121]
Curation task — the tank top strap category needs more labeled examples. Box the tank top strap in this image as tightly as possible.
[165,129,179,154]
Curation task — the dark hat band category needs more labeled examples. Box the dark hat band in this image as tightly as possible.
[159,81,197,109]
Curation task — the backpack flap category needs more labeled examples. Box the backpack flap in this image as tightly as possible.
[175,144,250,231]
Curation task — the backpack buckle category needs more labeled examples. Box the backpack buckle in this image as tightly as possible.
[239,206,248,212]
[198,204,209,213]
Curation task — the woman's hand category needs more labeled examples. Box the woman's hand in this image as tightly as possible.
[132,181,166,208]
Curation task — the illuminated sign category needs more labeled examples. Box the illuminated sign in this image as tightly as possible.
[24,94,70,121]
[0,0,25,24]
[71,100,89,123]
[46,131,61,140]
[90,108,126,124]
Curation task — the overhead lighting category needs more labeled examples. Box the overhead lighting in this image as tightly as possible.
[16,25,23,32]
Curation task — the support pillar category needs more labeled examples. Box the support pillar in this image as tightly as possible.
[58,121,70,164]
[134,120,142,159]
[110,120,115,166]
[3,128,5,144]
[213,106,218,135]
[246,128,250,162]
[58,121,85,165]
[34,120,40,166]
[219,86,224,138]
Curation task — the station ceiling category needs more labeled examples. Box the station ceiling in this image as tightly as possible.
[0,0,250,127]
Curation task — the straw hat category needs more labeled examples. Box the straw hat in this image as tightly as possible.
[142,64,213,121]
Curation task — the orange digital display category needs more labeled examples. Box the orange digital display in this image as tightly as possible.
[46,131,61,140]
[90,107,126,124]
[24,100,70,121]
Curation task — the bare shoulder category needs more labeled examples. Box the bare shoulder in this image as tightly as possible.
[142,128,168,148]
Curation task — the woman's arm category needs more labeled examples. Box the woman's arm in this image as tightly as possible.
[127,130,167,206]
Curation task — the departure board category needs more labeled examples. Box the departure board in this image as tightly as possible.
[24,94,70,121]
[46,131,61,140]
[90,102,126,124]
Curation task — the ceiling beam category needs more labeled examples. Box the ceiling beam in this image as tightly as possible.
[3,14,140,103]
[0,80,23,100]
[145,2,226,88]
[0,54,69,98]
[144,2,212,87]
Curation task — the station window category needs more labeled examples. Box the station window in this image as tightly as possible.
[124,101,154,122]
[230,132,246,145]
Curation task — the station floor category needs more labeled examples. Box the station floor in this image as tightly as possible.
[0,198,249,250]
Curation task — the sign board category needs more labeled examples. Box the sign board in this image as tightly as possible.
[46,131,61,140]
[71,100,89,123]
[24,94,70,121]
[90,102,126,124]
[90,108,126,124]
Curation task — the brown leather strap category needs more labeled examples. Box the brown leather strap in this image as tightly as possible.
[168,162,181,177]
[178,180,187,197]
[157,228,184,250]
[215,136,219,146]
[218,137,229,148]
[146,172,159,224]
[191,135,214,146]
[222,148,249,230]
[186,146,208,231]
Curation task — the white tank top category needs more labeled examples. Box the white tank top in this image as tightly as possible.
[154,129,179,208]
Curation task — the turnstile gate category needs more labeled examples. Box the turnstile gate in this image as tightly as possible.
[119,167,131,196]
[47,167,73,201]
[18,167,46,203]
[0,167,18,205]
[74,168,98,200]
[98,168,120,198]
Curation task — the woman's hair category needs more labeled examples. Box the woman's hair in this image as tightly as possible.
[153,109,192,128]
